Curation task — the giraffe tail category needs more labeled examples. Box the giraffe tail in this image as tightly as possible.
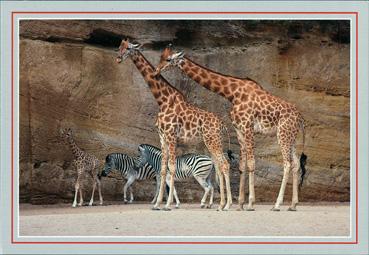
[299,118,307,189]
[222,124,235,161]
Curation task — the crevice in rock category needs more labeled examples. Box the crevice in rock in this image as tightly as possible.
[84,29,125,48]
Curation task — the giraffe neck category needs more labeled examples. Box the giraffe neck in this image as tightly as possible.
[67,136,84,158]
[130,51,185,107]
[179,57,236,102]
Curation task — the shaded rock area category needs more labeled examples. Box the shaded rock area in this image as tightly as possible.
[19,20,350,204]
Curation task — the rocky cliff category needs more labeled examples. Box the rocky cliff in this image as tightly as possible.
[19,20,350,204]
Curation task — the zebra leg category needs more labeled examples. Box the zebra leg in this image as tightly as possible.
[195,176,210,208]
[164,142,177,211]
[123,177,135,204]
[128,186,134,203]
[151,176,160,204]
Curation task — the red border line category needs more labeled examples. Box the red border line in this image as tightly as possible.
[11,11,359,245]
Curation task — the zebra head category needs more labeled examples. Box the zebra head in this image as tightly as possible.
[100,154,115,177]
[137,145,149,168]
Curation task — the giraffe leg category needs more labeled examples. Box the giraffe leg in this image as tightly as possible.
[245,129,256,211]
[153,139,168,210]
[207,184,214,209]
[78,183,84,206]
[173,185,180,209]
[89,178,97,206]
[272,142,293,211]
[213,158,225,211]
[289,147,299,211]
[72,179,79,208]
[96,176,103,205]
[236,129,247,211]
[221,155,232,211]
[164,142,176,211]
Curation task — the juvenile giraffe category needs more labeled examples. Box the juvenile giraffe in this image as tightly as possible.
[155,46,307,211]
[116,39,232,211]
[60,128,103,207]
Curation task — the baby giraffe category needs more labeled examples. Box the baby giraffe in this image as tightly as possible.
[60,128,103,207]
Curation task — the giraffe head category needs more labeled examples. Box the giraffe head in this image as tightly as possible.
[116,39,141,63]
[60,128,73,142]
[154,45,184,75]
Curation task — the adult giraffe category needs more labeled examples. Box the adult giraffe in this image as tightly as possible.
[155,46,307,211]
[116,39,233,211]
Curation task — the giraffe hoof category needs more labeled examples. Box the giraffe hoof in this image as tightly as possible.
[163,207,171,211]
[123,200,128,204]
[128,201,133,204]
[175,205,180,209]
[271,207,280,211]
[217,206,225,211]
[200,204,206,209]
[72,204,77,208]
[151,207,161,211]
[88,203,93,206]
[287,207,297,211]
[246,207,255,211]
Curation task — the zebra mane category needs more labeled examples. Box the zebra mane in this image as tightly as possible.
[140,144,161,151]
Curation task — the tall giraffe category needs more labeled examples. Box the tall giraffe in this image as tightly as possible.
[116,39,233,211]
[60,128,103,207]
[155,46,307,211]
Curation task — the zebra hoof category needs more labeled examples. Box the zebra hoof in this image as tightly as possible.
[287,207,297,211]
[271,207,280,211]
[151,207,161,211]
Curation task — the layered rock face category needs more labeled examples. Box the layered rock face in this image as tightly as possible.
[19,20,350,204]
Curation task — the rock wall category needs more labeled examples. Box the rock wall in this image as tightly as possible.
[19,20,350,204]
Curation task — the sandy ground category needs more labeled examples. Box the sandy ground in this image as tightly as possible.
[19,202,350,237]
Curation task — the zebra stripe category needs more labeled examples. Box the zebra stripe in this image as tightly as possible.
[138,144,216,208]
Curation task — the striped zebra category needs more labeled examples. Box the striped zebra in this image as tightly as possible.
[99,153,177,204]
[137,144,216,208]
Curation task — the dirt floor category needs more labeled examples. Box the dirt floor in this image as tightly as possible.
[19,202,350,237]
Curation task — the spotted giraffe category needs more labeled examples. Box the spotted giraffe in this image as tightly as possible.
[116,39,233,211]
[60,128,103,207]
[155,46,307,211]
